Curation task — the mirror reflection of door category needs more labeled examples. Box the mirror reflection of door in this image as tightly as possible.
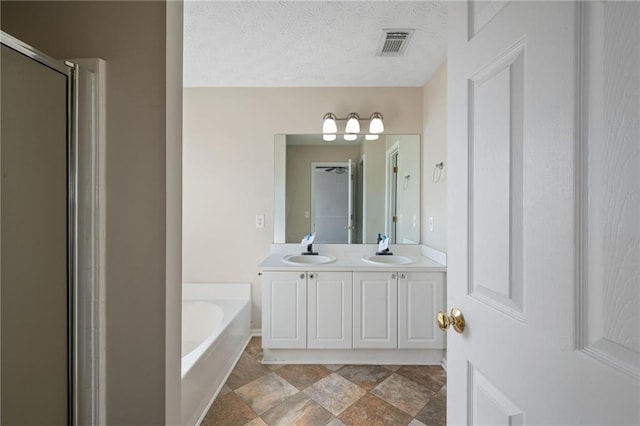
[386,146,399,243]
[385,136,421,245]
[311,161,353,243]
[356,156,365,243]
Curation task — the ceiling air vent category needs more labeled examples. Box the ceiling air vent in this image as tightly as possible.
[376,29,415,57]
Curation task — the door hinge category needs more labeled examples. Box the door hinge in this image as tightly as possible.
[393,166,398,173]
[392,216,397,223]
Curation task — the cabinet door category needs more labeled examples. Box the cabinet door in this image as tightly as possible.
[353,272,398,348]
[308,272,352,349]
[262,271,307,348]
[398,272,445,349]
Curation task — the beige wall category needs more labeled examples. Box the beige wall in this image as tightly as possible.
[422,62,448,252]
[183,87,423,328]
[1,2,173,423]
[286,144,360,242]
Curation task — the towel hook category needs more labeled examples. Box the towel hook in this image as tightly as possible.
[433,162,444,183]
[403,174,411,190]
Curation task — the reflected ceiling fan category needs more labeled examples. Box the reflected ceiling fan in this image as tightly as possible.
[316,166,347,174]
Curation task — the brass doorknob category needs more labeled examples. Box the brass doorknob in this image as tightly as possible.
[437,308,465,333]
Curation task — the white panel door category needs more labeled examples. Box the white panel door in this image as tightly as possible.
[448,1,640,425]
[261,271,307,348]
[398,272,445,349]
[353,272,397,348]
[307,271,352,349]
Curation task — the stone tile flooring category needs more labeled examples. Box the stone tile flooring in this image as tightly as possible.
[201,337,446,426]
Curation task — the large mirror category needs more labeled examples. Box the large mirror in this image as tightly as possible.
[274,134,420,244]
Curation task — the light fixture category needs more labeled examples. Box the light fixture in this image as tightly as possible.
[369,112,384,134]
[321,111,385,140]
[345,113,361,134]
[322,113,338,134]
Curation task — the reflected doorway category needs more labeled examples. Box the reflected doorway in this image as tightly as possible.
[311,161,353,243]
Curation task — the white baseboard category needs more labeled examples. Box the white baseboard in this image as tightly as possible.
[262,348,445,365]
[250,328,262,336]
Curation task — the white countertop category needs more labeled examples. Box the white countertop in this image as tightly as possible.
[258,243,447,272]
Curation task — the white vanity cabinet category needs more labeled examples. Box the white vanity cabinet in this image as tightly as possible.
[262,271,352,349]
[398,272,445,349]
[261,271,307,348]
[259,254,447,363]
[353,271,446,349]
[353,272,398,348]
[307,271,353,349]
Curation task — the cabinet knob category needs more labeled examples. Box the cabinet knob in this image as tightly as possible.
[391,274,396,279]
[400,274,406,279]
[309,273,315,279]
[299,273,305,279]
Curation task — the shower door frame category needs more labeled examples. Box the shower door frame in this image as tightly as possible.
[0,31,78,425]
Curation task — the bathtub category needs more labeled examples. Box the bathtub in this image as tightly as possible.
[182,283,251,426]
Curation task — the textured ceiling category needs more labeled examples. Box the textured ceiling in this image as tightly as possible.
[184,1,448,87]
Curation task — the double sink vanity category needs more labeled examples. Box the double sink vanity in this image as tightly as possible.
[258,244,447,365]
[263,133,445,365]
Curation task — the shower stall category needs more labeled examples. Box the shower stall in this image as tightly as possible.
[1,31,104,425]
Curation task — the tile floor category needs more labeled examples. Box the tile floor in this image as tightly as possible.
[201,337,446,426]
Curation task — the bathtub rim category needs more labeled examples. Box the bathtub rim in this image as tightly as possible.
[181,298,250,379]
[193,333,253,426]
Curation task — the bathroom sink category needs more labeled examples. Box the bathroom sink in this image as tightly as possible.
[282,254,336,265]
[361,254,414,265]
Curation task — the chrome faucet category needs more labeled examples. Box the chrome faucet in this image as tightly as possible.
[375,233,393,255]
[300,232,318,255]
[302,243,318,256]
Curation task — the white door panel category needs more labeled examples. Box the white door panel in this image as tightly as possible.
[468,38,525,321]
[578,1,640,381]
[448,1,639,424]
[469,365,523,426]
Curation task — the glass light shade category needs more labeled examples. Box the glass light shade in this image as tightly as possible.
[343,133,358,141]
[323,133,337,142]
[365,134,379,141]
[345,113,360,134]
[322,113,338,134]
[369,112,384,134]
